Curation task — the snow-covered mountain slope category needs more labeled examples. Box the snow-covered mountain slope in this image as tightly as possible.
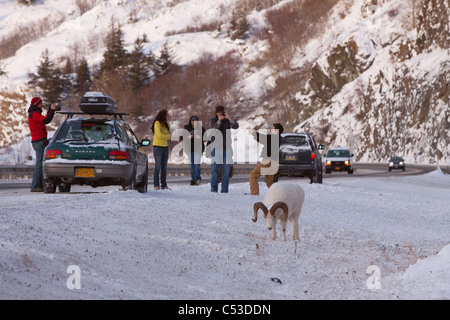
[0,0,448,164]
[293,0,449,164]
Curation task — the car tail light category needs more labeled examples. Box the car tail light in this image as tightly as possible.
[109,150,129,160]
[326,160,331,166]
[45,149,62,159]
[311,153,315,160]
[345,160,350,166]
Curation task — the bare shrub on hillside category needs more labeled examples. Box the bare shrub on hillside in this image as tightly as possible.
[0,16,64,60]
[265,0,338,50]
[179,52,241,116]
[92,69,138,115]
[139,51,240,122]
[165,19,222,37]
[251,0,338,73]
[249,0,339,129]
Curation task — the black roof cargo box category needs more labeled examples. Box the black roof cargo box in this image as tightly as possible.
[79,92,118,114]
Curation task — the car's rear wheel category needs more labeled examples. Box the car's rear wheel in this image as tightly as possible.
[58,183,71,193]
[43,178,57,193]
[315,168,323,183]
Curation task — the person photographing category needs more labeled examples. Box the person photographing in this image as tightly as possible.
[27,97,57,192]
[208,105,239,193]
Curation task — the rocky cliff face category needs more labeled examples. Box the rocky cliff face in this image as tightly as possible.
[0,91,28,149]
[295,0,449,164]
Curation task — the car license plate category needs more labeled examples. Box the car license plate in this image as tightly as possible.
[285,154,296,160]
[335,167,340,171]
[75,168,94,178]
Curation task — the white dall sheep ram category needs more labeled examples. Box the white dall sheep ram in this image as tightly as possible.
[252,182,305,241]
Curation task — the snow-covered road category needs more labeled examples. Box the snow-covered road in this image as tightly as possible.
[0,170,449,300]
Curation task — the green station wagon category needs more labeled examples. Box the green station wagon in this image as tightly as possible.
[43,92,150,193]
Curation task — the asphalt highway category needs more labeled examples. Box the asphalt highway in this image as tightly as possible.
[0,163,438,193]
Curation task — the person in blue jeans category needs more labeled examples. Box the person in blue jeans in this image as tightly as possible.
[208,105,239,193]
[27,97,57,192]
[182,115,206,186]
[151,109,171,190]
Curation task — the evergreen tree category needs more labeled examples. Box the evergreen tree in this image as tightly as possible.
[127,34,154,91]
[62,57,73,75]
[75,58,92,93]
[28,49,66,103]
[98,20,127,77]
[60,57,75,95]
[155,42,177,75]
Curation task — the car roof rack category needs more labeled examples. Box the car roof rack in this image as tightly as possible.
[57,111,129,120]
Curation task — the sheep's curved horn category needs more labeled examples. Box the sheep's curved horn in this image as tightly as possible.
[270,201,289,221]
[253,202,268,222]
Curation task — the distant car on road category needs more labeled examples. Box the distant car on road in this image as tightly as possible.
[43,92,150,193]
[325,148,354,174]
[388,156,405,172]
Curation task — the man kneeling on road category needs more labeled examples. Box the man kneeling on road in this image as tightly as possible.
[248,123,283,195]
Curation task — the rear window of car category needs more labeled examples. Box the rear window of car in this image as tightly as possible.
[281,135,309,147]
[57,120,115,143]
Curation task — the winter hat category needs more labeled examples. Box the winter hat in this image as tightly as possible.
[31,97,42,106]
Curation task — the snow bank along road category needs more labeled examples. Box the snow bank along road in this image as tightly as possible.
[0,168,448,300]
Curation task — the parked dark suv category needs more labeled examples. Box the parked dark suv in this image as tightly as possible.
[43,92,150,193]
[275,132,324,184]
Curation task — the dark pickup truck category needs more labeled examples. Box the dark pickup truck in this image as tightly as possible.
[274,132,324,184]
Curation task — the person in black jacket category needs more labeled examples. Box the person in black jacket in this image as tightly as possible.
[183,115,206,186]
[208,105,239,193]
[248,123,284,195]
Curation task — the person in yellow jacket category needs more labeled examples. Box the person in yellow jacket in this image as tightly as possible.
[151,109,171,190]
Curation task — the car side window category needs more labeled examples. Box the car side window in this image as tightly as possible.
[310,136,317,149]
[117,124,130,145]
[123,124,139,146]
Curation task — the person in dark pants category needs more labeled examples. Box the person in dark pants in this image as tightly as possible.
[183,115,206,186]
[27,97,57,192]
[151,109,171,190]
[208,105,239,193]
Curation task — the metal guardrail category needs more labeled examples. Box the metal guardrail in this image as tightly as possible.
[0,164,256,180]
[0,164,447,180]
